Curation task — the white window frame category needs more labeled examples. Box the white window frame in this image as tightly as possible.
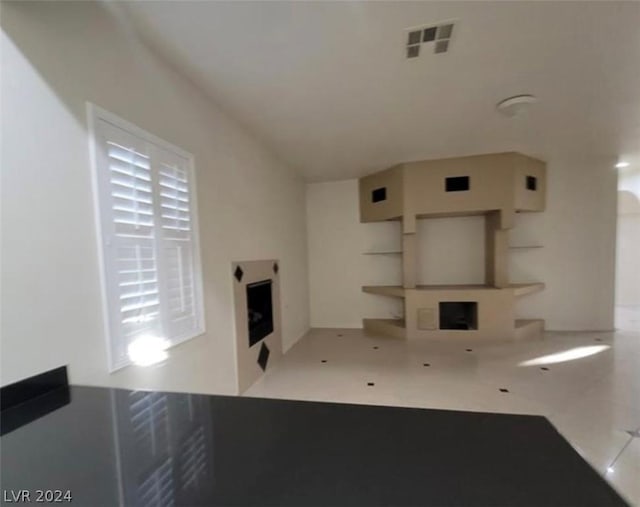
[87,103,205,372]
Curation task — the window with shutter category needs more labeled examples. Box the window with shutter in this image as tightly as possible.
[89,105,205,371]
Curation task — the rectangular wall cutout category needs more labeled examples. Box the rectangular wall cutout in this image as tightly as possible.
[247,280,274,347]
[439,302,478,330]
[526,175,537,191]
[445,176,470,192]
[371,187,387,203]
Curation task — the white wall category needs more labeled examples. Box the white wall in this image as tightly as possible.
[307,180,403,328]
[531,155,617,330]
[615,169,640,329]
[0,2,310,392]
[416,216,486,286]
[307,156,618,331]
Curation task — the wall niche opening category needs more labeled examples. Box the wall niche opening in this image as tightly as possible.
[445,176,470,192]
[247,280,274,346]
[526,175,538,191]
[371,187,387,203]
[439,302,478,330]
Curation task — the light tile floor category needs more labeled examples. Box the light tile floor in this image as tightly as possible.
[245,328,640,505]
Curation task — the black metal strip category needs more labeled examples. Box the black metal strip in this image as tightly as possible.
[1,366,69,412]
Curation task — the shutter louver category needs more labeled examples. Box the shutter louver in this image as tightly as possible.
[136,457,175,507]
[92,108,204,371]
[159,163,191,239]
[179,426,207,490]
[107,142,155,238]
[129,391,170,457]
[117,245,161,334]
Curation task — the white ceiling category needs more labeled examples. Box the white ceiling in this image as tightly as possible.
[123,1,640,181]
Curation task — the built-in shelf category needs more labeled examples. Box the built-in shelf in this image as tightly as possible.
[363,283,544,299]
[514,319,544,340]
[511,283,545,297]
[359,152,546,340]
[363,318,406,339]
[515,319,543,328]
[365,317,544,340]
[363,286,406,298]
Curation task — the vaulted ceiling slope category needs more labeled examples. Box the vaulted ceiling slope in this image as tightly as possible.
[123,1,640,181]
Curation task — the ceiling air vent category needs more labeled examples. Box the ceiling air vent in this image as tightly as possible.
[405,21,455,59]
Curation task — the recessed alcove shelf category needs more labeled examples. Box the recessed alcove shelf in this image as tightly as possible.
[359,152,547,341]
[362,318,406,338]
[515,319,544,340]
[363,282,544,299]
[362,316,545,340]
[362,250,403,255]
[363,285,406,297]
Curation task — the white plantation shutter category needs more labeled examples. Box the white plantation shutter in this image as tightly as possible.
[90,106,204,371]
[156,148,201,340]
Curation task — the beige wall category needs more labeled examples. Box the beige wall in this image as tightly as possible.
[0,2,310,392]
[513,154,547,212]
[404,154,515,218]
[307,155,617,331]
[359,164,403,223]
[359,154,546,229]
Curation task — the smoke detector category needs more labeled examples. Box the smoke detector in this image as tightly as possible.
[496,95,538,117]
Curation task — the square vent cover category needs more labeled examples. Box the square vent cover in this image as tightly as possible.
[405,21,456,59]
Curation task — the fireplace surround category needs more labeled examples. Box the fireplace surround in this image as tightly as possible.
[232,260,282,393]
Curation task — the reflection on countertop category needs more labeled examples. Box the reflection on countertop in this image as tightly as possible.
[1,385,628,507]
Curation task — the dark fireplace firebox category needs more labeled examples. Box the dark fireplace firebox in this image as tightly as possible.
[247,279,274,346]
[439,301,478,330]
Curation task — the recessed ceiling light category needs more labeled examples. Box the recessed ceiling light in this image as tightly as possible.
[496,94,537,117]
[615,161,630,169]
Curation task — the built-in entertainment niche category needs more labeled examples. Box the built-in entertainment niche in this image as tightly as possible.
[439,302,478,330]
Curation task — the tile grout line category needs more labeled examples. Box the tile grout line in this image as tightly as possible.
[604,434,634,475]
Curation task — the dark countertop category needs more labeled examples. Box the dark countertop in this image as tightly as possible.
[0,385,627,507]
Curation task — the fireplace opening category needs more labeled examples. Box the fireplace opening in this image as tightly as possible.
[247,279,274,347]
[439,302,478,330]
